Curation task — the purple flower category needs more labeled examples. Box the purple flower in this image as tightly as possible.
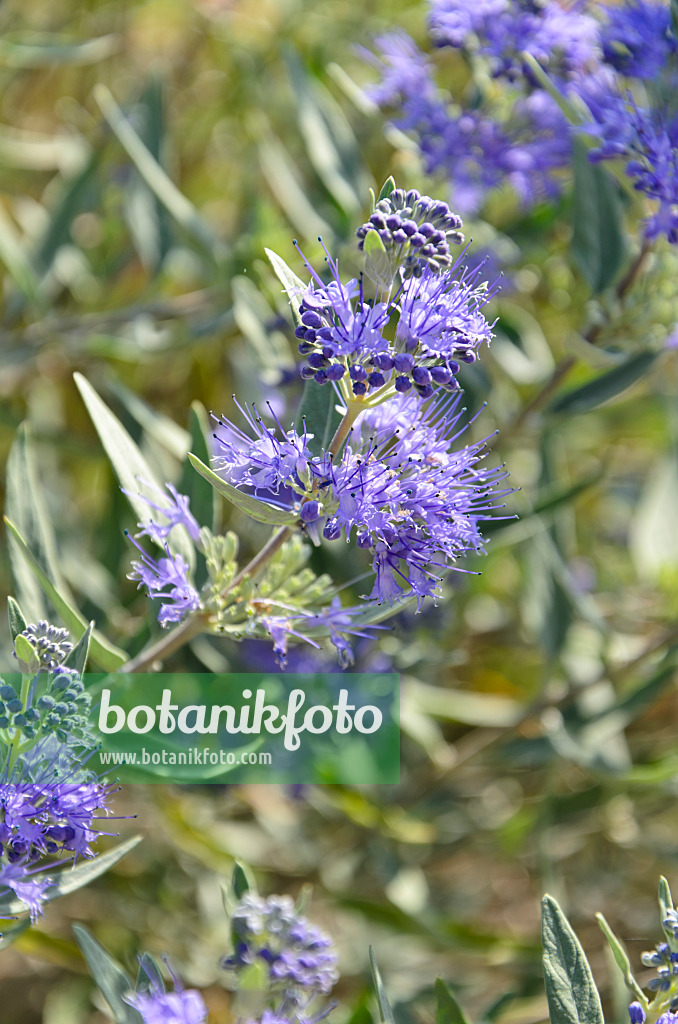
[429,0,600,79]
[0,740,118,920]
[130,481,202,545]
[628,1003,647,1024]
[601,0,676,81]
[259,598,383,669]
[214,401,314,497]
[213,393,510,612]
[292,239,495,394]
[126,962,208,1024]
[222,893,339,1000]
[16,621,73,671]
[127,536,201,627]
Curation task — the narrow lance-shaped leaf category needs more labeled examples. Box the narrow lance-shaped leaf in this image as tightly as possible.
[369,948,396,1024]
[232,860,256,901]
[3,518,127,671]
[0,835,143,917]
[265,247,306,327]
[596,913,648,1007]
[63,620,94,675]
[434,978,470,1024]
[297,380,342,457]
[541,894,605,1024]
[659,876,674,934]
[549,352,659,415]
[377,176,396,203]
[571,137,625,294]
[7,596,27,644]
[73,924,142,1024]
[187,453,299,527]
[94,84,225,262]
[74,373,195,569]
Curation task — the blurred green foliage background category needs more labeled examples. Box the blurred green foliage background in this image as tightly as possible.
[0,0,677,1021]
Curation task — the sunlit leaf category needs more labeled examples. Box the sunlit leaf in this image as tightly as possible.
[541,894,604,1024]
[187,453,299,526]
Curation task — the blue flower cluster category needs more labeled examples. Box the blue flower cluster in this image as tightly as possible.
[364,0,678,242]
[215,390,509,609]
[222,892,338,1024]
[294,209,496,396]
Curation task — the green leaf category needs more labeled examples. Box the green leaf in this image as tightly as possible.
[74,373,195,568]
[3,518,127,671]
[377,176,396,203]
[265,246,306,327]
[0,34,118,67]
[541,894,604,1024]
[14,633,39,674]
[363,229,394,290]
[369,948,396,1024]
[7,596,27,644]
[63,620,94,675]
[286,49,365,215]
[232,860,256,900]
[0,836,142,918]
[659,876,674,927]
[136,954,165,995]
[549,352,659,415]
[521,54,586,126]
[296,380,343,457]
[596,914,647,1007]
[571,138,625,294]
[435,979,470,1024]
[187,453,299,526]
[93,84,225,262]
[179,402,219,533]
[6,422,71,620]
[0,916,31,951]
[73,924,142,1024]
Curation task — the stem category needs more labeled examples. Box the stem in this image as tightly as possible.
[328,402,363,458]
[121,525,295,673]
[220,524,294,597]
[6,674,31,774]
[121,613,210,673]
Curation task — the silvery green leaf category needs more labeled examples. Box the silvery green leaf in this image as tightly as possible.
[7,596,27,644]
[369,948,396,1024]
[541,894,604,1024]
[377,176,396,203]
[94,84,225,263]
[435,978,470,1024]
[265,246,306,327]
[14,633,39,674]
[187,453,299,527]
[0,917,31,952]
[596,913,647,1006]
[232,860,256,900]
[3,518,127,671]
[63,620,94,674]
[179,402,220,534]
[6,423,70,621]
[0,34,118,67]
[73,924,142,1024]
[659,877,674,929]
[297,380,342,457]
[363,229,394,290]
[0,836,142,917]
[549,352,659,415]
[74,373,195,570]
[571,138,625,295]
[136,954,165,996]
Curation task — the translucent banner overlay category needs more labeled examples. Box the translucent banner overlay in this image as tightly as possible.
[87,673,400,783]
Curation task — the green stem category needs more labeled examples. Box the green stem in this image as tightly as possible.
[121,525,295,673]
[6,673,31,775]
[328,402,364,458]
